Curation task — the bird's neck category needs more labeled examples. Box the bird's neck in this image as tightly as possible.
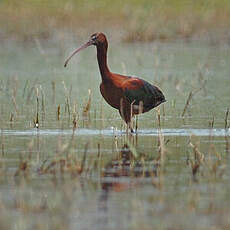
[96,44,111,82]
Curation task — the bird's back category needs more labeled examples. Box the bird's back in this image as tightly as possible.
[121,77,166,113]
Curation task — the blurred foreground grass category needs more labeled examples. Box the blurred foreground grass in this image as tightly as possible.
[1,0,230,42]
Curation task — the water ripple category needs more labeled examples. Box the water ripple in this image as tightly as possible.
[1,128,229,137]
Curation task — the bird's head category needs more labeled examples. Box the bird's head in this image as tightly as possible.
[64,32,107,67]
[89,32,107,46]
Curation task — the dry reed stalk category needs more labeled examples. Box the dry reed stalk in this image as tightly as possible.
[113,132,119,156]
[69,85,73,105]
[51,81,56,104]
[82,89,92,120]
[162,104,165,117]
[40,86,45,118]
[11,94,18,115]
[156,107,166,176]
[10,113,14,128]
[57,105,61,120]
[189,140,204,179]
[155,107,166,189]
[156,106,161,128]
[125,139,138,158]
[65,97,70,117]
[94,108,97,127]
[181,91,193,117]
[12,75,18,99]
[76,142,89,175]
[208,144,226,179]
[135,115,138,134]
[224,110,230,155]
[225,108,229,129]
[225,134,229,156]
[97,143,101,158]
[95,143,103,172]
[138,101,143,114]
[182,82,207,117]
[11,75,19,115]
[34,87,39,128]
[1,133,4,157]
[157,126,165,166]
[62,81,71,117]
[209,116,215,128]
[22,80,28,98]
[26,79,38,104]
[72,102,78,130]
[208,115,215,143]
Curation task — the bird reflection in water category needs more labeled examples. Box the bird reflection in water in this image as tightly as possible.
[98,143,160,211]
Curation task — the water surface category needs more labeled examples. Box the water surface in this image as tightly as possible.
[0,38,229,229]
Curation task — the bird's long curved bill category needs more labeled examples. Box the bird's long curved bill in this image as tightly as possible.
[64,41,92,67]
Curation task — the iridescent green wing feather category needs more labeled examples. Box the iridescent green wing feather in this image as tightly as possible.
[122,78,165,111]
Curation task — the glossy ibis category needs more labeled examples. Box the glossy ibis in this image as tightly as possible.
[64,33,166,132]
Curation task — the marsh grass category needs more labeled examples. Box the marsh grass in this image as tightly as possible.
[188,135,226,183]
[1,0,230,42]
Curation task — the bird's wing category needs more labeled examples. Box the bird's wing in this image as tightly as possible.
[122,77,165,111]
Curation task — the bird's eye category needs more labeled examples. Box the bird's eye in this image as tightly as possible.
[91,35,97,40]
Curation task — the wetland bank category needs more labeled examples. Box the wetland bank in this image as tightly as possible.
[1,0,230,229]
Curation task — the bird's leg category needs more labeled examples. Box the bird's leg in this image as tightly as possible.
[128,121,134,133]
[119,98,134,134]
[129,101,135,133]
[125,123,129,134]
[125,122,134,134]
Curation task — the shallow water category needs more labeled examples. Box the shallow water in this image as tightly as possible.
[0,37,229,229]
[2,128,230,136]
